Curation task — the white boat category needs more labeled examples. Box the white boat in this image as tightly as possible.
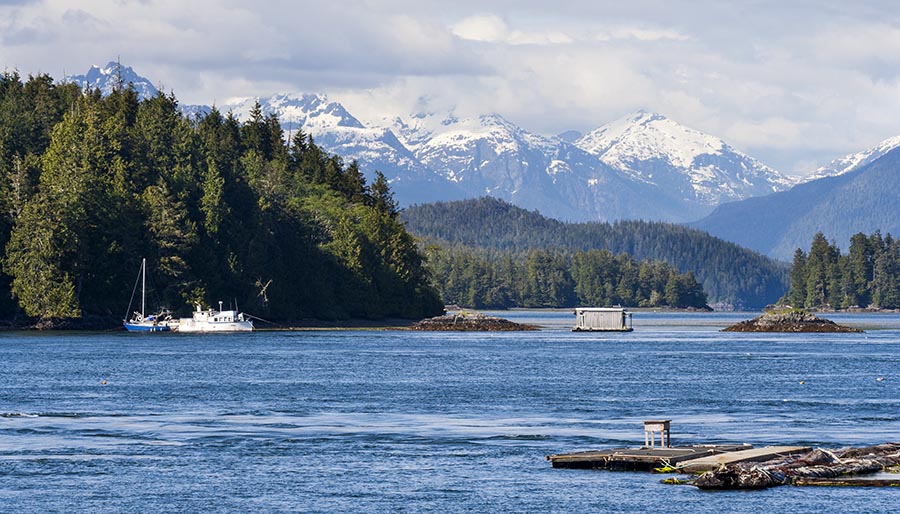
[124,258,175,332]
[175,301,253,332]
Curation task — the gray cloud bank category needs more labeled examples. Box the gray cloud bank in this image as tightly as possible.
[2,0,900,174]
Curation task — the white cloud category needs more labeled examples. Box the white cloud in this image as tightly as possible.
[2,0,900,174]
[451,14,509,42]
[595,26,689,42]
[451,14,574,45]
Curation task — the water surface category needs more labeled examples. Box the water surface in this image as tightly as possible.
[2,312,899,512]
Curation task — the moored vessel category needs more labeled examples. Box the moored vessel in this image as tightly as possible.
[124,258,175,332]
[174,302,253,332]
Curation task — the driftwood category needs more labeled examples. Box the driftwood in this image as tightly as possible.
[692,443,900,490]
[409,311,538,331]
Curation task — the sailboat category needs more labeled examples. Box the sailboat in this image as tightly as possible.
[123,258,175,332]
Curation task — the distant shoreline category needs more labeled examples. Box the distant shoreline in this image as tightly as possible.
[0,316,420,332]
[3,307,898,332]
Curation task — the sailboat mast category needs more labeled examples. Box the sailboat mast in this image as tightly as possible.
[141,258,146,318]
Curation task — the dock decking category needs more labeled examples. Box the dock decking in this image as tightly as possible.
[676,445,811,473]
[547,444,752,471]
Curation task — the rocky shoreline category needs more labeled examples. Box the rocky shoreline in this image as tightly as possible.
[722,308,862,333]
[409,311,538,331]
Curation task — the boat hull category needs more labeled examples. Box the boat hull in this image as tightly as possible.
[124,322,171,332]
[175,320,253,333]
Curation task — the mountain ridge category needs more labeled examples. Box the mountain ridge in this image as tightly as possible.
[66,60,867,226]
[692,146,900,260]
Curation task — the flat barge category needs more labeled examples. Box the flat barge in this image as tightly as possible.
[547,444,752,471]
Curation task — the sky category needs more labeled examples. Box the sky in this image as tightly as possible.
[2,0,900,175]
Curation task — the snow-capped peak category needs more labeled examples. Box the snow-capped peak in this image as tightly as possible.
[574,111,795,205]
[67,61,159,100]
[222,93,364,131]
[576,110,726,169]
[807,134,900,182]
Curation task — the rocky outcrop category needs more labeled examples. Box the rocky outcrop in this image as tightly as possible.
[722,308,862,333]
[410,311,538,331]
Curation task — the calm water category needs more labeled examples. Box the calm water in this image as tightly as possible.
[2,311,900,512]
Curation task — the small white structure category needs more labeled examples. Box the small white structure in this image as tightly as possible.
[572,307,632,332]
[644,419,671,448]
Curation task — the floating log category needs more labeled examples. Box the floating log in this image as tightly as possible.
[692,443,900,490]
[792,476,900,487]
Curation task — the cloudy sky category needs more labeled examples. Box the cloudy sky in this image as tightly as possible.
[2,0,900,175]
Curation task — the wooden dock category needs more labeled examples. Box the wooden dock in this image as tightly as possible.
[547,420,900,489]
[676,446,811,473]
[547,444,752,471]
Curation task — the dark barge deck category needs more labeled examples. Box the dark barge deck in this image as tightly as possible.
[547,444,752,471]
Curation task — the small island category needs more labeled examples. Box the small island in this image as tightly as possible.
[409,311,538,331]
[722,307,862,333]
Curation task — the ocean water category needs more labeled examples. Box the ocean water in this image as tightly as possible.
[2,311,900,513]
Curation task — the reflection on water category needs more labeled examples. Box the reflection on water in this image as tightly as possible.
[2,311,899,512]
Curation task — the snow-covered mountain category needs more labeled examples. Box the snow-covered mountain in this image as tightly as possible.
[382,111,675,221]
[220,93,465,204]
[575,111,797,217]
[67,61,808,221]
[67,61,160,99]
[806,134,900,182]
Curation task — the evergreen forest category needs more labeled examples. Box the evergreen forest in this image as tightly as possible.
[425,245,708,309]
[785,231,900,309]
[403,197,788,309]
[0,71,443,324]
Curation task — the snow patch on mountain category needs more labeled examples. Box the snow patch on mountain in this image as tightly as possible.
[807,134,900,182]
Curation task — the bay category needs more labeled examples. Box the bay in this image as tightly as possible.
[2,311,899,512]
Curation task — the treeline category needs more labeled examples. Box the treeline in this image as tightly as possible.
[786,231,900,309]
[0,71,442,323]
[425,245,708,309]
[403,197,788,309]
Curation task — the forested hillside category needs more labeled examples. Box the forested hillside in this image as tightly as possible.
[424,245,708,309]
[786,231,900,309]
[403,197,788,309]
[0,71,442,324]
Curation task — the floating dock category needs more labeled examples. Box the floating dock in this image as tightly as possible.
[547,444,752,471]
[676,445,811,473]
[547,421,900,489]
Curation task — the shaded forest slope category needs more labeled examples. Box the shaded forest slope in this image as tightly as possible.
[403,197,788,309]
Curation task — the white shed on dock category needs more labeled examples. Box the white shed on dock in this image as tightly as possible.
[573,307,633,332]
